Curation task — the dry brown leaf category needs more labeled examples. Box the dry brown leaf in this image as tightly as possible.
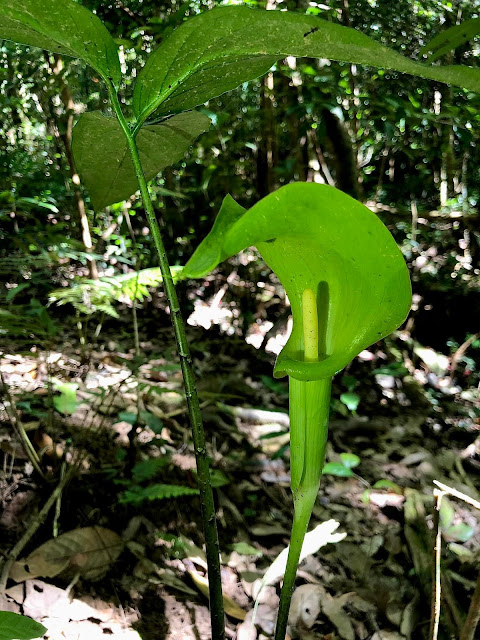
[322,592,356,640]
[187,566,246,621]
[10,526,124,582]
[288,584,323,637]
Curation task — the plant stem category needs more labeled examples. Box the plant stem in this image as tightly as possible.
[429,489,443,640]
[460,568,480,640]
[275,487,317,640]
[275,376,331,640]
[108,85,225,639]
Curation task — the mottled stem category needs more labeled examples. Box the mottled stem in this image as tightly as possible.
[108,84,225,639]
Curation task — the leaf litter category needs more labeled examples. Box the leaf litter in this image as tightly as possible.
[1,315,479,640]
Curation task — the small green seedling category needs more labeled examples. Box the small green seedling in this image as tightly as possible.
[323,453,361,478]
[184,182,411,638]
[0,611,46,640]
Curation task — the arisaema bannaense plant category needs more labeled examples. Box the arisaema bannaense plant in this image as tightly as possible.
[182,182,412,640]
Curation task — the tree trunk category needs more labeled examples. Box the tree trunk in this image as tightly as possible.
[322,108,360,199]
[45,53,98,279]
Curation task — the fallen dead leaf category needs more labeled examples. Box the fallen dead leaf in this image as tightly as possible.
[187,565,247,621]
[369,493,405,509]
[371,632,406,640]
[288,584,323,638]
[10,526,124,582]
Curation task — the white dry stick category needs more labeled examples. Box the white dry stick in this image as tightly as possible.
[249,520,346,636]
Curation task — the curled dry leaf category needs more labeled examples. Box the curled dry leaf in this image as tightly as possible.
[287,584,357,640]
[288,584,323,638]
[187,564,247,621]
[10,526,124,582]
[236,604,277,640]
[254,520,345,598]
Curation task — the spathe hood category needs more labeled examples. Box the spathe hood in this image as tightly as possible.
[183,183,411,381]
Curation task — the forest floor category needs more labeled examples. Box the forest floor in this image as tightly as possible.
[0,305,479,640]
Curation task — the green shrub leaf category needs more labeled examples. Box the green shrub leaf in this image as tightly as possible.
[52,379,78,415]
[0,0,121,86]
[339,392,360,412]
[72,111,210,210]
[420,18,480,62]
[133,6,480,124]
[322,462,354,477]
[183,183,411,382]
[0,611,46,640]
[339,453,361,469]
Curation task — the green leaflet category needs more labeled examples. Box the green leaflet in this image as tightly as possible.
[183,183,411,382]
[0,611,46,640]
[72,111,211,210]
[0,0,121,86]
[421,17,480,62]
[133,6,480,123]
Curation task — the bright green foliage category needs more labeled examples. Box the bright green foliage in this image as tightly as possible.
[0,0,121,86]
[184,183,411,382]
[52,379,78,415]
[340,391,360,412]
[50,266,184,318]
[72,112,210,210]
[0,611,46,640]
[323,453,360,477]
[339,452,361,469]
[133,6,480,124]
[119,483,199,504]
[322,462,354,477]
[421,18,480,61]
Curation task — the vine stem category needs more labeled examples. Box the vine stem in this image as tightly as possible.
[108,85,225,639]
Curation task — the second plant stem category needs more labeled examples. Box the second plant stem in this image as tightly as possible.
[109,86,225,640]
[274,288,331,640]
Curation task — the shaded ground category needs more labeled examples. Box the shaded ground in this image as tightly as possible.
[1,312,479,640]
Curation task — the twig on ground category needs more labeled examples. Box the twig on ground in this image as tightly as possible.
[431,479,480,640]
[0,464,75,593]
[433,480,480,511]
[429,489,444,640]
[460,570,480,640]
[0,367,45,480]
[450,333,479,378]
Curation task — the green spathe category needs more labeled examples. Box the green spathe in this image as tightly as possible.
[184,183,411,381]
[0,611,46,640]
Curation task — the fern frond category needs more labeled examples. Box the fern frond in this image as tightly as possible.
[49,266,184,316]
[119,483,199,504]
